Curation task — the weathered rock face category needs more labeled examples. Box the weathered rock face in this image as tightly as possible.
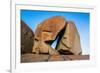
[32,40,59,55]
[35,16,66,41]
[56,21,82,55]
[32,16,66,55]
[21,20,34,54]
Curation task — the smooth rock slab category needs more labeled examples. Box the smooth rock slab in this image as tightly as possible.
[21,54,89,63]
[48,55,64,61]
[66,55,89,60]
[21,54,49,63]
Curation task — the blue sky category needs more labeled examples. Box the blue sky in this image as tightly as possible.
[21,9,90,55]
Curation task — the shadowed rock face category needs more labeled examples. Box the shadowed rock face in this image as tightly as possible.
[56,21,82,55]
[21,20,34,54]
[32,16,66,55]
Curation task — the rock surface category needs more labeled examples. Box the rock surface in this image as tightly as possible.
[35,16,66,41]
[56,21,82,55]
[32,40,59,55]
[21,54,89,63]
[21,16,84,63]
[21,54,49,62]
[21,20,34,54]
[32,16,66,55]
[48,55,64,61]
